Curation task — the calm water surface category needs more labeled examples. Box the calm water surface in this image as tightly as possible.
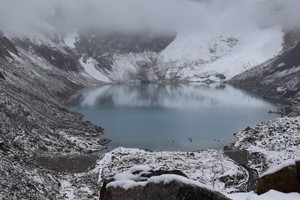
[71,83,280,151]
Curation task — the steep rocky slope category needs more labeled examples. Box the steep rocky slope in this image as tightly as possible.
[230,30,300,116]
[0,34,108,199]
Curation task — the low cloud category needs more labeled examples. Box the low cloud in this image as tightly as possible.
[0,0,300,35]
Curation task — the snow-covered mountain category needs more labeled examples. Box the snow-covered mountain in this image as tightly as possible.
[72,25,283,83]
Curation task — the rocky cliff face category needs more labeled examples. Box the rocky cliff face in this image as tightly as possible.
[257,162,300,195]
[100,167,231,200]
[76,30,176,71]
[74,30,176,82]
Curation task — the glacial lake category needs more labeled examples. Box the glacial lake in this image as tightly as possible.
[70,83,280,151]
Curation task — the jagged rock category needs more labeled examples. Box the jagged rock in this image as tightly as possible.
[257,162,300,194]
[0,71,5,80]
[0,36,19,59]
[33,44,81,72]
[100,167,231,200]
[0,139,4,146]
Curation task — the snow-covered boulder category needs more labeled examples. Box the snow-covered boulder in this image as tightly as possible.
[100,166,230,200]
[257,159,300,195]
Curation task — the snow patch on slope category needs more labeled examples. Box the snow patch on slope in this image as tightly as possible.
[60,180,75,200]
[162,26,284,81]
[227,190,300,200]
[64,31,78,49]
[161,30,238,63]
[108,52,158,81]
[80,57,111,83]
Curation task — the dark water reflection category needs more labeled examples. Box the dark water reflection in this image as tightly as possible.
[71,83,280,151]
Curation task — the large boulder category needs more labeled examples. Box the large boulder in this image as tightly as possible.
[100,166,231,200]
[257,161,300,194]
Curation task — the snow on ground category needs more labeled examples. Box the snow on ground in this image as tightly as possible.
[227,190,300,200]
[60,180,75,200]
[95,147,300,199]
[80,57,111,83]
[55,116,300,199]
[59,172,100,200]
[95,147,247,193]
[232,116,300,173]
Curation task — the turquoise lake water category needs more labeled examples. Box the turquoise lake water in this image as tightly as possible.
[70,83,280,151]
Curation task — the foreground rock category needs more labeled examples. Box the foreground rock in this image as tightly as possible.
[97,147,248,193]
[257,160,300,195]
[100,166,230,200]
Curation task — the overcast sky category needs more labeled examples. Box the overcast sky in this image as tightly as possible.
[0,0,299,35]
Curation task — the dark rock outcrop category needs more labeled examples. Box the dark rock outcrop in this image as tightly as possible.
[257,162,300,195]
[102,180,231,200]
[100,169,230,200]
[0,71,5,80]
[35,155,100,173]
[33,44,81,72]
[0,36,19,59]
[224,150,248,166]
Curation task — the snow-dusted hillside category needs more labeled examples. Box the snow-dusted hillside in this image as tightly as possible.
[231,116,300,174]
[230,30,300,116]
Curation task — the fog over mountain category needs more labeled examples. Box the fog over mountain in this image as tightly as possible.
[1,0,300,35]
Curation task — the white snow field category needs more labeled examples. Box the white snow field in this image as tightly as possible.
[93,25,283,82]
